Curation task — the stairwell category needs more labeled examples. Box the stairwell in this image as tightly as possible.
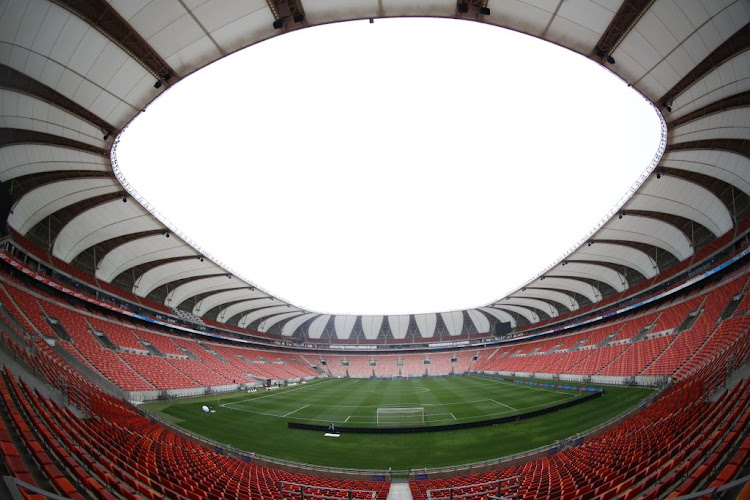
[199,343,229,362]
[44,317,70,341]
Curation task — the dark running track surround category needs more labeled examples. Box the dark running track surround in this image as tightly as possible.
[288,391,603,434]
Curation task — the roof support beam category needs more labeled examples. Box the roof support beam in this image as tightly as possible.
[266,0,307,29]
[50,0,176,83]
[659,24,750,109]
[0,65,115,135]
[667,139,750,160]
[668,91,750,128]
[591,0,654,60]
[0,129,107,156]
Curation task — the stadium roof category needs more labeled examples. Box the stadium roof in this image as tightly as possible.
[1,0,748,341]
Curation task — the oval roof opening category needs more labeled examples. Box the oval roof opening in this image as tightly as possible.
[115,18,662,316]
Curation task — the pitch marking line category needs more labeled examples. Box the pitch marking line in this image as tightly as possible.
[471,375,577,396]
[491,399,517,411]
[222,379,333,408]
[283,404,310,417]
[345,416,351,423]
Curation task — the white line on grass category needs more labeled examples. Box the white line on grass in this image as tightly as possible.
[283,404,310,417]
[471,375,576,396]
[449,413,456,420]
[345,416,350,423]
[221,379,333,408]
[491,399,517,411]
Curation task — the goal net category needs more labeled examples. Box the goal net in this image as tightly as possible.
[376,407,425,426]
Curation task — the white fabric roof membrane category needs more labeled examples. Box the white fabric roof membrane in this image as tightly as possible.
[9,178,119,235]
[3,0,749,339]
[218,297,281,323]
[572,242,658,280]
[192,288,268,317]
[596,215,694,262]
[306,315,331,339]
[52,199,160,263]
[137,260,223,300]
[281,313,319,336]
[466,309,490,334]
[478,307,516,329]
[169,276,251,310]
[489,304,538,324]
[0,89,106,148]
[612,0,749,103]
[670,108,750,144]
[415,314,437,338]
[0,0,155,129]
[669,49,750,120]
[525,277,601,304]
[96,234,196,283]
[661,150,750,197]
[257,311,306,333]
[334,315,358,340]
[625,175,733,237]
[440,311,464,336]
[361,315,384,340]
[513,288,580,311]
[0,145,108,181]
[388,315,411,339]
[548,262,627,293]
[501,298,559,318]
[239,305,299,328]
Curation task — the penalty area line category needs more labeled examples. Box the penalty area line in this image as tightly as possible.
[283,404,311,417]
[491,399,517,411]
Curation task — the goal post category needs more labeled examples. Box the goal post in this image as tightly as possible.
[376,407,425,426]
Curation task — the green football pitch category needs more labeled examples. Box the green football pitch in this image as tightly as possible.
[143,376,654,470]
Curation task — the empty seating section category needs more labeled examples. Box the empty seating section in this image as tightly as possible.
[0,257,748,499]
[654,296,702,331]
[599,336,672,376]
[132,329,184,356]
[613,312,658,340]
[87,316,144,351]
[0,358,389,500]
[411,351,750,500]
[3,285,57,338]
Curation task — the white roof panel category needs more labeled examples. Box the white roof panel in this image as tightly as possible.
[192,288,267,316]
[361,315,384,340]
[502,297,559,317]
[670,108,750,144]
[527,277,601,303]
[597,215,694,261]
[387,315,410,339]
[572,242,658,279]
[0,145,108,181]
[257,311,306,333]
[334,315,358,340]
[478,307,516,329]
[281,313,319,336]
[307,315,331,339]
[440,311,464,336]
[137,260,222,299]
[661,149,750,197]
[9,178,119,235]
[52,199,160,263]
[670,50,750,120]
[239,305,297,328]
[466,309,490,334]
[414,313,437,338]
[0,89,105,148]
[96,234,196,283]
[626,175,733,237]
[218,297,280,323]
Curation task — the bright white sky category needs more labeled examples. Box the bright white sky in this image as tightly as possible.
[116,18,661,316]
